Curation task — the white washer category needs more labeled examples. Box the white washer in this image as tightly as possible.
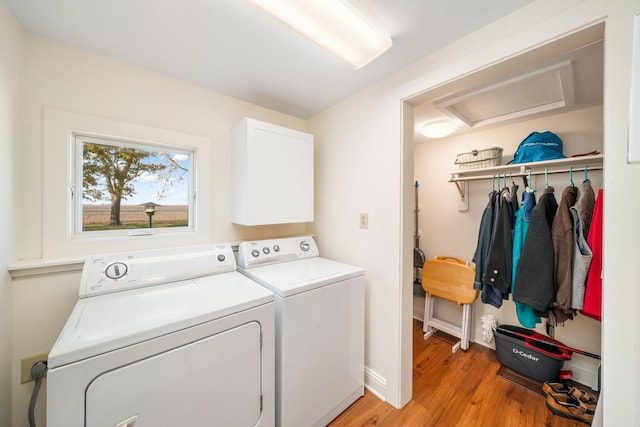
[237,236,364,427]
[47,244,275,427]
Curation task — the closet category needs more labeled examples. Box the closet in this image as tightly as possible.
[411,26,604,389]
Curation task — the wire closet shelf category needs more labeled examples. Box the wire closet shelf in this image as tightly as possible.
[448,154,603,198]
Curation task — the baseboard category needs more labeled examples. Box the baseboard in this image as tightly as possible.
[364,366,386,401]
[563,359,600,390]
[473,327,496,350]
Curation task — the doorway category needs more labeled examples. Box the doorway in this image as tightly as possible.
[402,22,605,398]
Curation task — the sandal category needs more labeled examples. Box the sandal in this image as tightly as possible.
[546,392,594,425]
[543,381,571,395]
[569,387,598,411]
[543,382,598,411]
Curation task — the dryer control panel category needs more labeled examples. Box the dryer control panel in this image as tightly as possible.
[79,244,236,298]
[237,236,319,268]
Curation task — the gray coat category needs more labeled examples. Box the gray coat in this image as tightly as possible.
[570,180,595,310]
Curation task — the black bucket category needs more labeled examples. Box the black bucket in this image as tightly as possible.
[495,325,571,382]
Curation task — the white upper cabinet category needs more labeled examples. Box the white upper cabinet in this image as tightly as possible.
[232,118,314,225]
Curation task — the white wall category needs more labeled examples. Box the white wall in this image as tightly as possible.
[310,87,406,402]
[10,34,315,427]
[17,34,312,262]
[414,106,604,386]
[0,1,22,425]
[311,1,640,425]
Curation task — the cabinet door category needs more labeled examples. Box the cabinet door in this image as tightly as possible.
[233,118,314,225]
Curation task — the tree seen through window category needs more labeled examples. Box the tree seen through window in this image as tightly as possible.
[78,136,192,232]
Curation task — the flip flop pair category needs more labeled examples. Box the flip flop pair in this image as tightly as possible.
[543,382,598,425]
[543,382,598,410]
[545,392,594,425]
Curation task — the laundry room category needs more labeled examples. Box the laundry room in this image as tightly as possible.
[1,1,640,427]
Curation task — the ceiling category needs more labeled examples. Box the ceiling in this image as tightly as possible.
[412,36,604,141]
[6,0,534,119]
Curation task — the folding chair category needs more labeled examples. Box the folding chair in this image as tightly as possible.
[422,256,478,352]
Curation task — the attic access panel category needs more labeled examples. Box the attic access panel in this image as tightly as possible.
[435,60,575,128]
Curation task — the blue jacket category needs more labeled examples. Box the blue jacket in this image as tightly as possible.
[512,190,541,327]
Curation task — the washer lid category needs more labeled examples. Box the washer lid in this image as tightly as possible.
[48,271,273,368]
[238,257,364,298]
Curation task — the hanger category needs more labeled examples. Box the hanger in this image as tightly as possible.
[584,165,589,182]
[522,170,532,192]
[492,174,496,192]
[545,169,549,189]
[569,166,575,186]
[509,172,518,192]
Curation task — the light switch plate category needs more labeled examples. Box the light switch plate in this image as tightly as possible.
[359,212,368,229]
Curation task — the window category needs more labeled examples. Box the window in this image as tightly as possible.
[43,109,212,258]
[73,135,194,235]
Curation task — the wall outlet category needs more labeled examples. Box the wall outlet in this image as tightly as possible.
[20,353,48,384]
[359,212,368,229]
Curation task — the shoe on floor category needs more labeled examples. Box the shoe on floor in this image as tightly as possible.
[546,392,594,425]
[542,381,571,395]
[569,387,598,410]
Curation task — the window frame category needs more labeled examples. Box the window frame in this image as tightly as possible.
[71,133,196,238]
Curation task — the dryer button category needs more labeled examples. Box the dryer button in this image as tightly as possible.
[105,262,128,280]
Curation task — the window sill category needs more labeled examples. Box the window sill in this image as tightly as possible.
[8,257,85,279]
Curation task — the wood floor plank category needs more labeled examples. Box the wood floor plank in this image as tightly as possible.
[328,319,588,427]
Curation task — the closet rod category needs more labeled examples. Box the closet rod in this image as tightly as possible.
[448,165,603,183]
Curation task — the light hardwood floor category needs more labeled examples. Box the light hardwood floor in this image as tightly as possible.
[328,319,587,426]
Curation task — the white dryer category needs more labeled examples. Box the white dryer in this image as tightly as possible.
[47,244,275,427]
[237,236,364,427]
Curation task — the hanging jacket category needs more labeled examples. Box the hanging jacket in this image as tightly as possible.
[509,181,520,214]
[513,187,558,315]
[570,180,595,310]
[480,188,509,308]
[512,190,541,328]
[473,191,497,291]
[484,187,515,296]
[581,188,603,321]
[550,185,578,323]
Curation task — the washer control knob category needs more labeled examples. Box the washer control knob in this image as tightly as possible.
[251,249,260,258]
[217,254,226,262]
[300,241,310,252]
[104,262,128,280]
[263,247,270,255]
[273,245,280,252]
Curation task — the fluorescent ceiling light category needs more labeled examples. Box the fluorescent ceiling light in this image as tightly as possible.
[249,0,392,69]
[420,119,458,139]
